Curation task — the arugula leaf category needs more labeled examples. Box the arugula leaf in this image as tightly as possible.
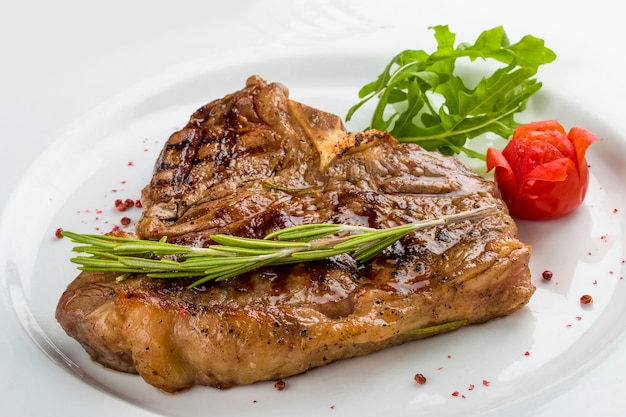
[346,25,556,160]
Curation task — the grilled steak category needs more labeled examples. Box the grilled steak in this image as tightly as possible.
[56,76,534,393]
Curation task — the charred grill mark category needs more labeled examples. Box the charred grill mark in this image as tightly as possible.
[208,106,242,177]
[151,127,205,199]
[210,128,239,179]
[353,133,365,147]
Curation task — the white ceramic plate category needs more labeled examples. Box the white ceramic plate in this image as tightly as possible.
[2,49,625,417]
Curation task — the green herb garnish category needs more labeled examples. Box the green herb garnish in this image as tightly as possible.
[406,320,469,336]
[63,206,496,288]
[262,181,322,196]
[346,25,556,160]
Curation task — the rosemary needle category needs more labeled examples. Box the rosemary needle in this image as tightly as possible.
[63,205,497,288]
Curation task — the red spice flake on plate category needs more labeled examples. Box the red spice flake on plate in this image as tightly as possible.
[128,161,135,166]
[274,380,286,391]
[482,379,491,387]
[451,391,460,397]
[120,216,131,226]
[115,199,127,211]
[524,351,530,356]
[468,383,475,391]
[580,294,593,305]
[542,270,553,281]
[135,199,143,208]
[414,373,427,385]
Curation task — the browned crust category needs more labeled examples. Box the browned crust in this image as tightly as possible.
[56,76,534,393]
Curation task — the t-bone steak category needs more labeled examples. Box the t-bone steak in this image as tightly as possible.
[56,76,534,393]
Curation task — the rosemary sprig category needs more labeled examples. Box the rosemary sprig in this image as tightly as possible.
[63,206,497,288]
[263,181,322,196]
[405,320,469,335]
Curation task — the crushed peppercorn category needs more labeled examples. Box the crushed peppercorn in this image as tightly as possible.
[414,373,427,385]
[580,294,593,305]
[114,199,125,211]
